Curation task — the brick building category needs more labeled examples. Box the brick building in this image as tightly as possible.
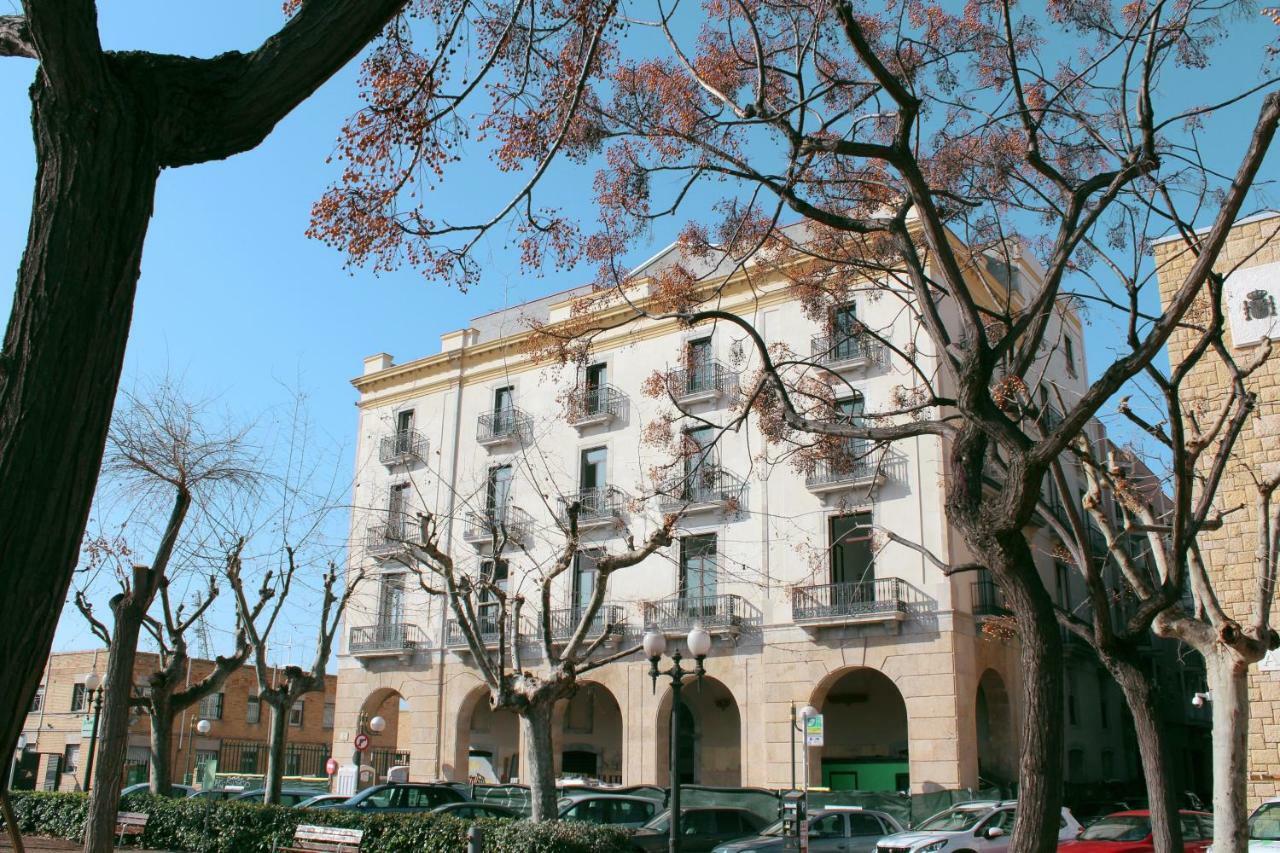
[1155,212,1280,807]
[12,649,357,793]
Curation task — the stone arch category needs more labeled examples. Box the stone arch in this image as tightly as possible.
[451,683,520,784]
[552,681,625,783]
[357,687,412,785]
[976,668,1016,786]
[809,666,909,792]
[654,675,741,787]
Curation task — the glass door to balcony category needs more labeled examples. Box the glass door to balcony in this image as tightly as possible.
[832,303,859,359]
[394,409,414,454]
[572,550,599,616]
[479,558,509,639]
[386,483,408,541]
[685,337,712,393]
[378,575,406,627]
[682,426,715,500]
[584,363,607,414]
[493,385,515,434]
[580,447,607,512]
[834,394,867,473]
[830,513,874,612]
[679,534,717,618]
[486,464,513,524]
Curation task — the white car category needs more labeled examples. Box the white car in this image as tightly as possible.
[876,801,1082,853]
[1236,798,1280,853]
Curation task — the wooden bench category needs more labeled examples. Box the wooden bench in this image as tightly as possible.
[274,824,365,852]
[114,811,149,845]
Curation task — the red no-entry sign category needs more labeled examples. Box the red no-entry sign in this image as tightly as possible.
[325,757,339,776]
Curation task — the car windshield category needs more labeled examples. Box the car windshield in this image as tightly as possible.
[1251,804,1280,841]
[644,811,670,832]
[918,808,988,832]
[1079,816,1151,842]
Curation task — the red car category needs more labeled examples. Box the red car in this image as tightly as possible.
[1059,810,1213,853]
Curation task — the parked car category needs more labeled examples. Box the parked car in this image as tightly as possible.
[120,783,195,799]
[315,783,466,813]
[189,788,243,802]
[1059,810,1212,853]
[432,801,522,820]
[296,793,349,809]
[229,788,319,807]
[559,794,661,828]
[1237,798,1280,852]
[631,807,769,852]
[1070,803,1134,828]
[877,801,1082,853]
[713,806,904,853]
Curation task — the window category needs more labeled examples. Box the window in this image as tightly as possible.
[681,426,716,494]
[378,574,406,626]
[812,814,846,838]
[387,482,409,535]
[580,446,607,493]
[831,303,860,358]
[685,337,714,393]
[848,812,885,836]
[478,558,509,632]
[679,535,718,602]
[583,363,608,414]
[834,394,868,464]
[831,513,875,587]
[1064,336,1077,378]
[572,551,600,613]
[492,386,515,433]
[246,694,260,725]
[323,702,335,729]
[1055,562,1072,610]
[63,745,79,773]
[289,700,304,727]
[30,686,43,713]
[199,692,224,721]
[70,683,86,712]
[486,465,513,515]
[394,409,415,454]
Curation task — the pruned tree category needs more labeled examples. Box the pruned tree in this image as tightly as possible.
[310,2,1280,849]
[0,0,408,775]
[227,546,360,806]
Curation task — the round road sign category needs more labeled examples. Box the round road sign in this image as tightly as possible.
[325,757,339,776]
[353,732,370,751]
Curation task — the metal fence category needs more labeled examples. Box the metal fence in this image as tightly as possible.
[217,741,329,778]
[349,622,426,654]
[368,748,410,781]
[643,593,751,633]
[810,333,887,367]
[477,408,531,443]
[666,361,738,399]
[658,466,746,512]
[566,385,627,423]
[791,577,926,622]
[378,429,428,464]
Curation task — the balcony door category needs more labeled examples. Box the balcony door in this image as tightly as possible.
[584,363,607,413]
[572,551,599,614]
[830,514,875,609]
[378,575,405,628]
[685,337,712,392]
[679,534,717,614]
[479,558,509,635]
[831,303,859,358]
[580,447,607,507]
[486,464,513,521]
[493,385,514,433]
[387,483,409,538]
[395,409,414,453]
[834,394,867,468]
[683,426,716,498]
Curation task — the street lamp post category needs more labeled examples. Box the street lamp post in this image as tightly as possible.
[186,719,211,787]
[790,703,819,791]
[353,712,385,785]
[645,625,712,853]
[81,672,103,792]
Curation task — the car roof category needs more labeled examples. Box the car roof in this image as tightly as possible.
[1106,810,1210,818]
[568,794,657,802]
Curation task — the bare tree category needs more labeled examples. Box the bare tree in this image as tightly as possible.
[0,0,408,776]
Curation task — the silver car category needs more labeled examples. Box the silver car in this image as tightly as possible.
[714,806,904,853]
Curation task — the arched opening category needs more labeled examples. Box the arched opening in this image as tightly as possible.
[976,669,1016,787]
[466,691,520,784]
[358,688,412,785]
[655,676,741,787]
[811,667,908,792]
[553,682,625,784]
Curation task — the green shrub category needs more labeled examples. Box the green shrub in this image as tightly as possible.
[3,791,632,852]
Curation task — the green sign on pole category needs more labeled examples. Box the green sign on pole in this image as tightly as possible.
[804,713,824,747]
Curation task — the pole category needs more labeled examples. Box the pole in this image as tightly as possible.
[790,703,796,791]
[669,653,683,853]
[801,738,810,853]
[83,688,103,792]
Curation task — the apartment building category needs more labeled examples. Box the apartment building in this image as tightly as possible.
[13,649,349,793]
[1155,211,1280,807]
[333,232,1166,795]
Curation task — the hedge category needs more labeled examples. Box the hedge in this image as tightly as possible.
[3,791,634,852]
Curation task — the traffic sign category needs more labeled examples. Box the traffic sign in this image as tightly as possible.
[325,757,339,776]
[804,713,824,747]
[353,733,370,751]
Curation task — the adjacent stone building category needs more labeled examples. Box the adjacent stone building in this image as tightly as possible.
[14,649,344,793]
[1155,211,1280,807]
[333,231,1202,797]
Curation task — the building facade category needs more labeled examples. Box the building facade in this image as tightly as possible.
[14,649,341,793]
[1155,212,1280,807]
[333,236,1160,796]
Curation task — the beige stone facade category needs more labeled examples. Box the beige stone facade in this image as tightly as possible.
[1155,212,1280,807]
[14,649,339,792]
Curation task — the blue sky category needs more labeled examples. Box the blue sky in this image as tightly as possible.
[0,2,1277,660]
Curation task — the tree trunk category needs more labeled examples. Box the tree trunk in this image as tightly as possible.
[83,605,149,853]
[1106,653,1183,853]
[1207,649,1250,853]
[0,76,158,775]
[148,691,175,796]
[263,699,289,806]
[521,701,558,822]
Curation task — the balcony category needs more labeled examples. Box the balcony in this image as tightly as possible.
[349,622,426,659]
[477,408,531,448]
[665,361,739,406]
[643,593,750,637]
[445,615,502,650]
[658,467,747,514]
[462,504,533,547]
[810,334,887,371]
[566,385,627,430]
[557,487,626,530]
[792,578,924,629]
[806,448,907,494]
[366,514,413,557]
[971,579,1009,618]
[379,429,429,466]
[546,604,628,646]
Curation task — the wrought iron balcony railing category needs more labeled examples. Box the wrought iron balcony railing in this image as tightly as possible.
[349,622,426,656]
[379,429,429,465]
[810,334,887,369]
[658,467,747,513]
[477,408,531,445]
[665,361,739,403]
[971,579,1008,617]
[366,514,413,555]
[557,486,625,528]
[546,604,628,642]
[642,593,749,634]
[791,577,924,624]
[566,385,627,427]
[445,614,503,649]
[806,448,907,492]
[462,504,533,545]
